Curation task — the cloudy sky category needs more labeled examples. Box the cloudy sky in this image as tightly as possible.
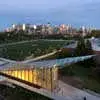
[0,0,100,30]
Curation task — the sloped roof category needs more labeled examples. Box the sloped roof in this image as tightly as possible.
[0,55,95,70]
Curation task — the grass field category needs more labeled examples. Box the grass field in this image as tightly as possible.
[0,40,72,61]
[59,61,100,93]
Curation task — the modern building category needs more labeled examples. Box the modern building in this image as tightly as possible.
[0,63,58,91]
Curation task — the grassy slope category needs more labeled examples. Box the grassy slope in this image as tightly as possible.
[0,40,70,61]
[59,61,100,93]
[73,65,100,93]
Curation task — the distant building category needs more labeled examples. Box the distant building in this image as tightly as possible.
[79,26,88,37]
[59,24,75,36]
[22,24,26,31]
[59,24,68,33]
[12,24,16,29]
[3,23,95,37]
[5,28,12,32]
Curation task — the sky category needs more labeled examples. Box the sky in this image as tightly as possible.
[0,0,100,30]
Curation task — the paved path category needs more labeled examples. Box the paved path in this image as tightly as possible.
[2,78,100,100]
[22,50,57,63]
[55,81,100,100]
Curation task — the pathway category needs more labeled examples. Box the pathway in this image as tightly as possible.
[54,81,100,100]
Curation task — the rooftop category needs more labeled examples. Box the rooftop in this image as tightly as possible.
[0,55,95,70]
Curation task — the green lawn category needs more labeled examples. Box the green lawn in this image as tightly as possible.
[73,65,100,93]
[0,40,71,61]
[60,61,100,93]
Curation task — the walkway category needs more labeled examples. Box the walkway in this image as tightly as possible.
[54,81,100,100]
[23,50,57,63]
[3,79,100,100]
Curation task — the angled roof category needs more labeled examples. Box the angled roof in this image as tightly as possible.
[0,55,95,70]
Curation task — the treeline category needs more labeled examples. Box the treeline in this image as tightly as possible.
[0,29,100,44]
[0,30,33,43]
[85,30,100,38]
[56,38,93,59]
[0,30,70,44]
[75,39,93,56]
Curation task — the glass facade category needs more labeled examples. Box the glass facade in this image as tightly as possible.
[0,64,58,91]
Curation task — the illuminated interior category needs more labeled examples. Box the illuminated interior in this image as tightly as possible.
[0,64,58,91]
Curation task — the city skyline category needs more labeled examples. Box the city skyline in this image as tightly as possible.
[0,0,100,30]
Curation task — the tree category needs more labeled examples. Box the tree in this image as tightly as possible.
[75,38,93,56]
[85,40,93,55]
[75,38,86,56]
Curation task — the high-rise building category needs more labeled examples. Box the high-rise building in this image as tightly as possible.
[12,24,16,29]
[22,24,26,31]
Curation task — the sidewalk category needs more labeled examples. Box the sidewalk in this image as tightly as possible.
[54,81,100,100]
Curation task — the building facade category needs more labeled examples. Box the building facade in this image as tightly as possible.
[0,64,58,91]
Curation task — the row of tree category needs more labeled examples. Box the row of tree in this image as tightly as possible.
[75,38,93,56]
[56,38,93,58]
[0,29,100,44]
[85,30,100,38]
